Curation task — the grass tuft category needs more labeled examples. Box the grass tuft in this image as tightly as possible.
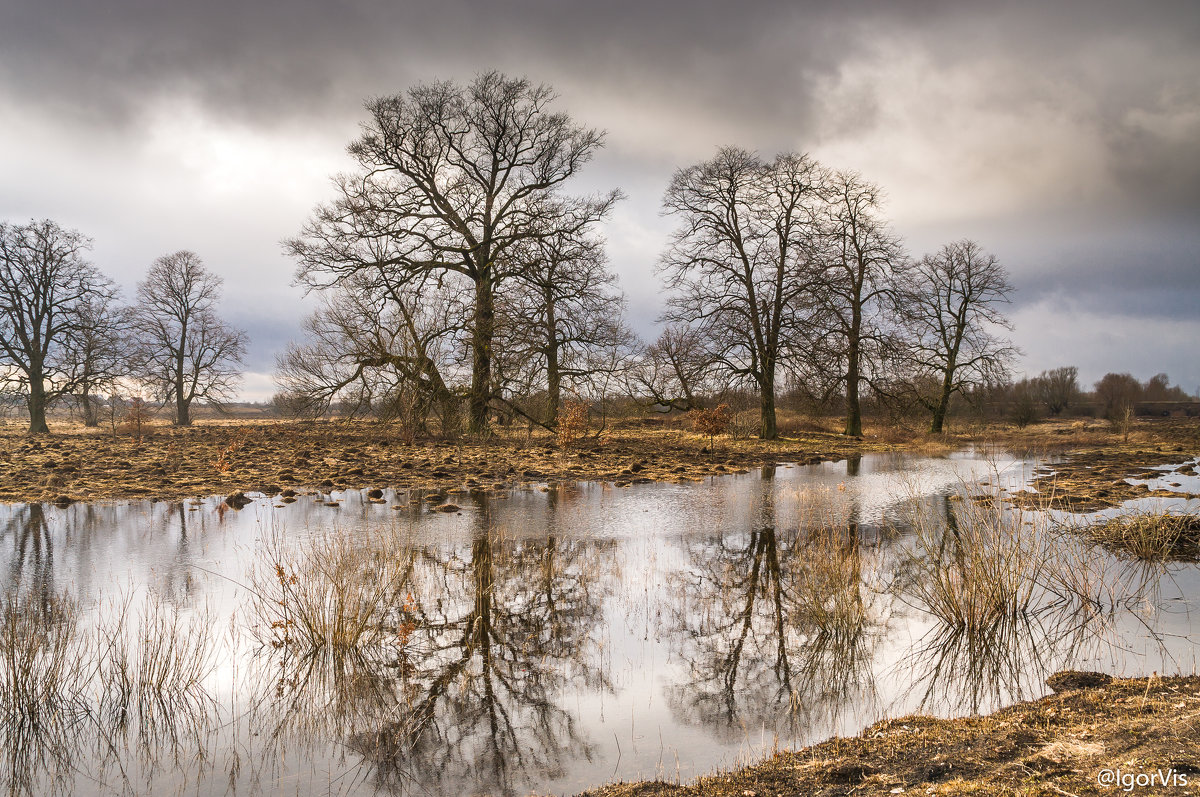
[1076,512,1200,561]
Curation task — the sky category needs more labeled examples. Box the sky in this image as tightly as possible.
[1,0,1197,400]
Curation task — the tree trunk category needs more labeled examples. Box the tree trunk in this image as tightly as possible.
[27,374,50,435]
[844,335,862,437]
[544,286,561,427]
[930,375,953,434]
[176,395,192,427]
[759,368,777,440]
[468,273,495,435]
[81,388,99,428]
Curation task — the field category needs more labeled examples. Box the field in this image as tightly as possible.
[0,415,1196,507]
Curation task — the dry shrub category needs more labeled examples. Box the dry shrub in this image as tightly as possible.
[118,397,154,442]
[250,524,416,654]
[691,403,732,454]
[556,400,590,449]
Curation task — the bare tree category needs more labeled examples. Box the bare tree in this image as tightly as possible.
[275,272,464,432]
[129,251,246,426]
[1034,366,1079,416]
[287,72,619,435]
[502,231,629,425]
[900,240,1018,434]
[631,324,718,412]
[1094,372,1141,420]
[0,219,116,434]
[814,171,907,437]
[660,148,824,439]
[63,292,129,427]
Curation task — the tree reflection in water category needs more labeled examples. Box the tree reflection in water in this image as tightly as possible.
[257,492,613,796]
[664,486,885,741]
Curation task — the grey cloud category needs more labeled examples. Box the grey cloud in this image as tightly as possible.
[1,0,1197,398]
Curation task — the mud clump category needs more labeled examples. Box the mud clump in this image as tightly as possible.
[223,491,252,509]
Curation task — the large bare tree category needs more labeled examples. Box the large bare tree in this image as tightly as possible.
[900,240,1017,433]
[815,171,907,437]
[130,251,246,426]
[0,219,116,434]
[660,148,824,439]
[287,72,619,435]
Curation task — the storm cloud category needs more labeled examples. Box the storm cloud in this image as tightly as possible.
[1,0,1197,395]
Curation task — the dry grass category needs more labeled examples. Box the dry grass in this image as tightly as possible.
[250,522,417,654]
[1073,511,1200,561]
[578,674,1200,797]
[96,594,217,730]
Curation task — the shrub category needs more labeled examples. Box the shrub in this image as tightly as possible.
[556,400,590,450]
[692,403,733,456]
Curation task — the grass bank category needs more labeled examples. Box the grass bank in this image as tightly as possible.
[577,673,1200,797]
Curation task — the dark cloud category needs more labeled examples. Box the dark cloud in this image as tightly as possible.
[1,0,1197,396]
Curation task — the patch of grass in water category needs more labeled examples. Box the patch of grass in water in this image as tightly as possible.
[1078,511,1200,561]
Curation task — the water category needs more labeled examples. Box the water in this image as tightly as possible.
[1,450,1197,796]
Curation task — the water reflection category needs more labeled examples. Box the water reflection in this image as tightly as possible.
[0,451,1194,796]
[249,495,613,795]
[665,487,884,740]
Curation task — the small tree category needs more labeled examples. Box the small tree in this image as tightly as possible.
[130,251,247,426]
[899,240,1018,434]
[556,400,590,450]
[692,403,733,458]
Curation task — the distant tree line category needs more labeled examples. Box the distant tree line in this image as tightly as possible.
[0,220,246,434]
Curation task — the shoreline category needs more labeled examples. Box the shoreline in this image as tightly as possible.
[574,673,1200,796]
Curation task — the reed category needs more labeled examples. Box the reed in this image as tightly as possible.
[897,494,1111,632]
[250,523,417,653]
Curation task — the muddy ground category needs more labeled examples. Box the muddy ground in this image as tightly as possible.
[576,673,1200,797]
[0,418,891,503]
[0,417,1196,506]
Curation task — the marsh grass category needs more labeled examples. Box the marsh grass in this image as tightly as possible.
[95,594,218,761]
[0,593,91,796]
[0,589,222,796]
[1072,511,1200,561]
[250,523,417,654]
[896,493,1113,633]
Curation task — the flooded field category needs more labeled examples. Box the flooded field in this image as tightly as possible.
[2,450,1198,796]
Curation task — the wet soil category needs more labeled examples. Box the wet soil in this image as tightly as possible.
[0,419,890,503]
[578,673,1200,797]
[1,418,1196,506]
[1003,435,1200,511]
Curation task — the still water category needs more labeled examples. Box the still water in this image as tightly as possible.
[1,450,1197,796]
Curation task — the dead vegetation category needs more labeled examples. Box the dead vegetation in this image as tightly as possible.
[1,415,1195,505]
[578,674,1200,797]
[1071,512,1200,562]
[0,417,891,503]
